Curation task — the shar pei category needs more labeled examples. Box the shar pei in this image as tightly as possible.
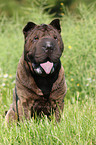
[5,19,67,122]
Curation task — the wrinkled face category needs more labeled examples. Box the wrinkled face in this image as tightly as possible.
[23,19,64,75]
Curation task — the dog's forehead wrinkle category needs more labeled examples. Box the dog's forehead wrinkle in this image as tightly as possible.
[33,31,53,39]
[35,24,52,31]
[25,25,58,40]
[29,26,58,38]
[41,24,47,27]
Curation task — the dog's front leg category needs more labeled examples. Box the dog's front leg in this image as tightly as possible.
[55,99,64,122]
[5,104,18,123]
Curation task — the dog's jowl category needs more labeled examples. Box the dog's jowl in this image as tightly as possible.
[5,19,67,122]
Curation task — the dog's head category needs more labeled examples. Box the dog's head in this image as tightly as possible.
[23,19,64,75]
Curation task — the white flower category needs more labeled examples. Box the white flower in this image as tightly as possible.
[87,78,91,80]
[87,78,92,83]
[2,83,5,87]
[3,74,8,78]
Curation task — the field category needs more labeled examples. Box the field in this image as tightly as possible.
[0,4,96,145]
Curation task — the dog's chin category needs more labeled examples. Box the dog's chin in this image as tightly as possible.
[32,61,57,76]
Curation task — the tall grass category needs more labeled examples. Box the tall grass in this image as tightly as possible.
[0,4,96,145]
[0,98,95,144]
[61,4,96,102]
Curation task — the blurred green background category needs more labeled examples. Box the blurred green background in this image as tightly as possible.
[0,0,96,17]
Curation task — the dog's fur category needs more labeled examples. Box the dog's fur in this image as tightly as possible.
[5,19,67,122]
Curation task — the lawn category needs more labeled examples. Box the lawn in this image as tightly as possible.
[0,4,96,145]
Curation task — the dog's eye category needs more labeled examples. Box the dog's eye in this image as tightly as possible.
[34,35,39,40]
[54,36,57,40]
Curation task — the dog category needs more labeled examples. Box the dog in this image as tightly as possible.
[5,19,67,122]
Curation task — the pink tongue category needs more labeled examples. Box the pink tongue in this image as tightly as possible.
[40,61,53,74]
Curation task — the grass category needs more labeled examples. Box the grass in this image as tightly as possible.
[0,4,96,145]
[0,99,95,144]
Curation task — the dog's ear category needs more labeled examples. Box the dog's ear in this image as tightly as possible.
[23,22,36,38]
[50,19,61,33]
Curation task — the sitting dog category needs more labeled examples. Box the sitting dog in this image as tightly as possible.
[5,19,67,122]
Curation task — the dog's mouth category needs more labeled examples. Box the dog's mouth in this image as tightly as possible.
[32,61,56,75]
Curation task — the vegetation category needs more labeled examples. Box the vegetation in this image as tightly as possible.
[0,0,96,17]
[0,1,96,145]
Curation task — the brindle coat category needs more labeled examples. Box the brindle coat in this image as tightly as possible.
[5,19,67,122]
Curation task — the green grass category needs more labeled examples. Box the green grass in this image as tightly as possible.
[0,4,96,145]
[0,99,96,144]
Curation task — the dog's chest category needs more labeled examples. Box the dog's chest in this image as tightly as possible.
[30,96,56,116]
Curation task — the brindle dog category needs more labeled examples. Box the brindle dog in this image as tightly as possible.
[5,19,67,122]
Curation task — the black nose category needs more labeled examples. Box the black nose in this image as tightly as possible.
[43,41,54,52]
